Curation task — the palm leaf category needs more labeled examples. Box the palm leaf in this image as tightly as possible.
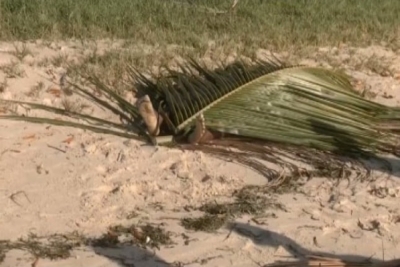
[68,73,145,135]
[1,57,399,183]
[132,59,400,156]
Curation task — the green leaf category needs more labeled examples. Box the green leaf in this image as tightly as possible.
[132,59,400,154]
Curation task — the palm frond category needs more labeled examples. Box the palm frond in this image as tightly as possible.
[132,58,294,133]
[68,73,146,136]
[132,58,400,156]
[1,56,400,183]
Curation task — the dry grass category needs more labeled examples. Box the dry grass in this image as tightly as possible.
[0,61,25,78]
[180,187,286,232]
[10,42,33,61]
[26,81,45,98]
[0,223,173,263]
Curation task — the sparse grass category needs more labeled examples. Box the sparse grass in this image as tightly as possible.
[353,54,394,76]
[51,53,70,67]
[0,61,25,78]
[0,232,86,262]
[65,47,193,94]
[36,57,51,67]
[181,214,228,233]
[26,81,45,97]
[180,187,285,232]
[0,0,399,52]
[11,42,32,61]
[61,98,88,113]
[0,100,17,114]
[88,223,174,252]
[0,78,8,93]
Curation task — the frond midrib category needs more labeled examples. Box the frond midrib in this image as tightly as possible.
[174,65,381,132]
[173,64,313,131]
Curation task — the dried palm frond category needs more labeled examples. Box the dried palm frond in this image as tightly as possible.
[263,255,400,267]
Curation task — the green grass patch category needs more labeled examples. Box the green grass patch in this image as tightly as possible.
[0,0,399,50]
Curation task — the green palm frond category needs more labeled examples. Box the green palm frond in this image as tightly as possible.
[131,58,400,155]
[132,58,296,134]
[203,67,384,153]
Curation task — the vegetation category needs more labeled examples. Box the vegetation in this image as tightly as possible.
[0,0,399,51]
[181,186,284,232]
[0,1,399,265]
[2,58,400,183]
[0,223,172,262]
[1,0,399,194]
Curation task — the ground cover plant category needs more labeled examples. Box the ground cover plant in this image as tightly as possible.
[1,0,399,51]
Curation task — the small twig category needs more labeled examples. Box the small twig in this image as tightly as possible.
[47,144,67,153]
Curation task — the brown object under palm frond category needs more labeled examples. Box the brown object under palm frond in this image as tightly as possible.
[263,256,400,267]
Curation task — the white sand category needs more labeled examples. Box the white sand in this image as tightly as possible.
[1,41,400,267]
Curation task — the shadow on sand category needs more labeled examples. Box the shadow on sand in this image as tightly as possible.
[308,118,400,179]
[227,221,387,264]
[90,244,176,267]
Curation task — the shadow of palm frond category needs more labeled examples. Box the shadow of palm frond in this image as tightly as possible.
[307,118,400,179]
[226,222,399,266]
[89,244,174,267]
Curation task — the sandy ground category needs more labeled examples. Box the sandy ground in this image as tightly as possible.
[1,41,400,267]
